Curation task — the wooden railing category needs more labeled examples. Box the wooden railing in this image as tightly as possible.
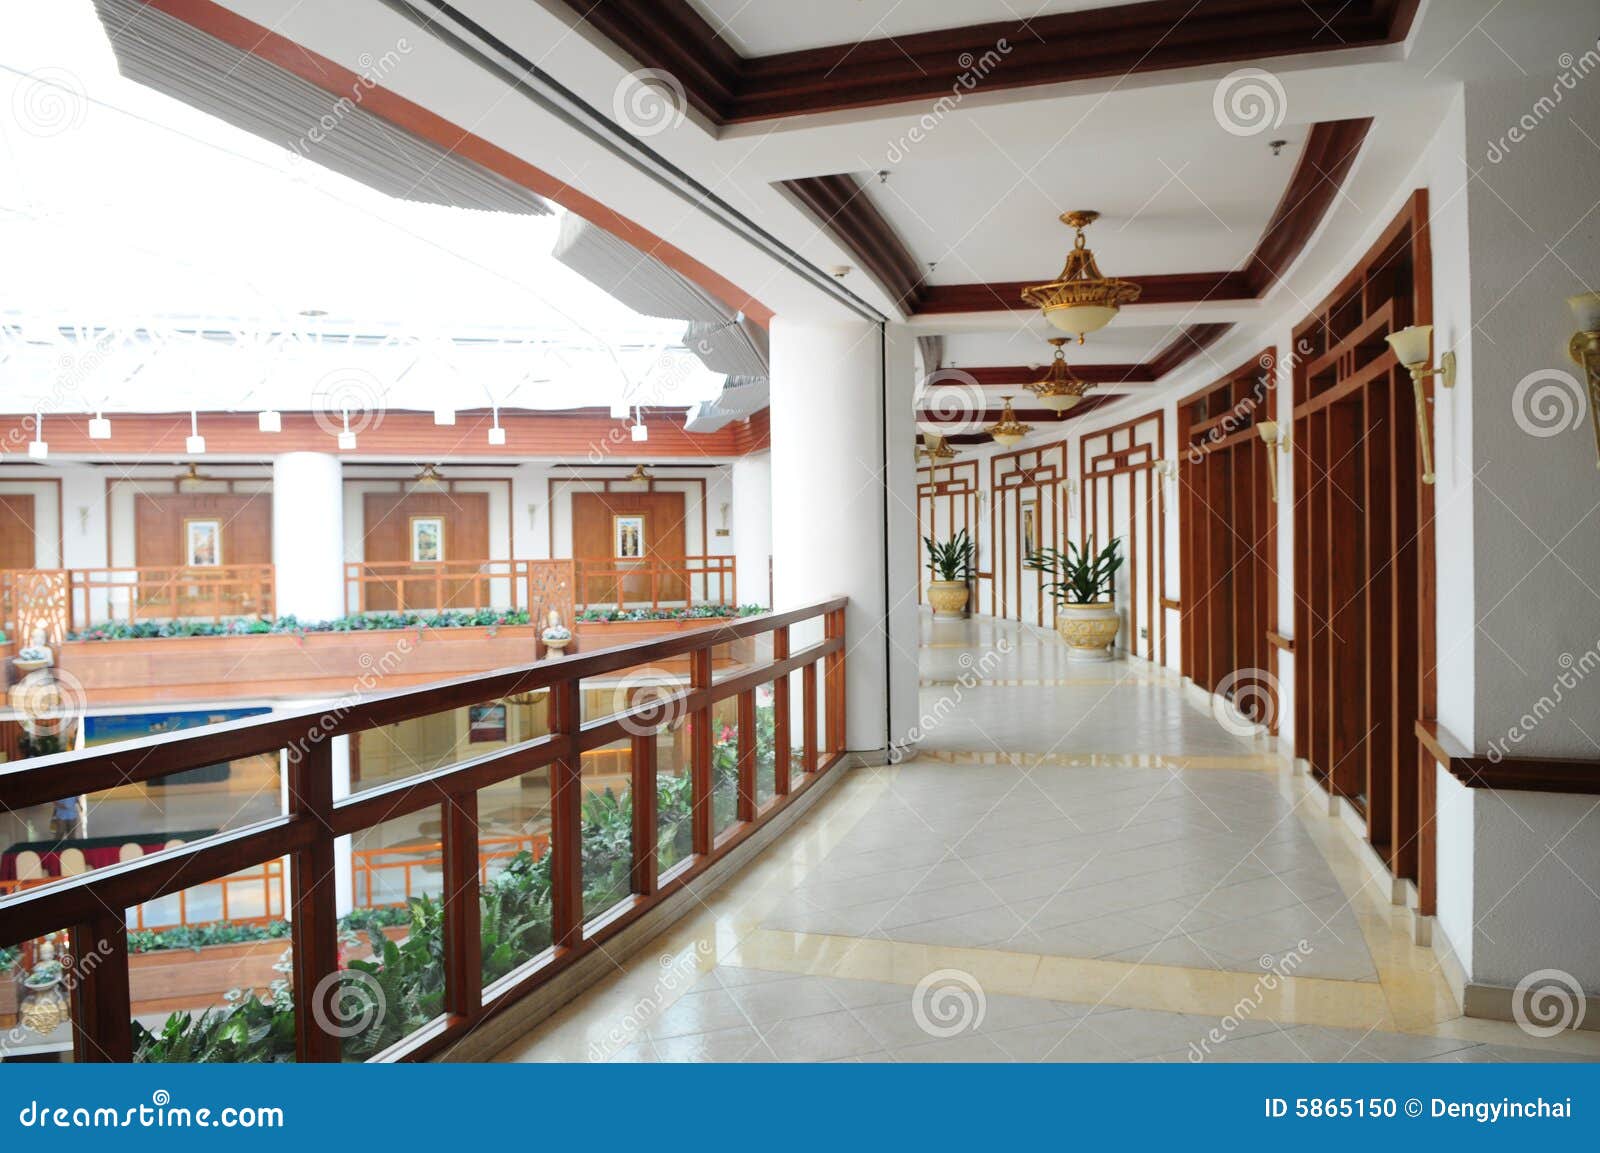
[352,834,550,908]
[1,566,274,639]
[0,597,846,1062]
[573,555,737,611]
[343,559,574,622]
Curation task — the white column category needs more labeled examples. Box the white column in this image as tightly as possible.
[731,452,771,607]
[271,452,345,621]
[770,317,918,756]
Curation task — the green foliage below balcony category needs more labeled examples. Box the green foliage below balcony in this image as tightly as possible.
[130,718,771,1063]
[575,604,767,623]
[68,609,534,642]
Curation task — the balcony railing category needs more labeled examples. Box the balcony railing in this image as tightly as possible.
[572,555,736,612]
[0,598,846,1062]
[343,559,575,621]
[1,566,274,643]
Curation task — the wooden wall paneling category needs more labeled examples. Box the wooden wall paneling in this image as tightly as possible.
[360,490,490,610]
[916,460,979,605]
[1364,382,1396,852]
[570,489,689,603]
[1081,412,1165,662]
[1293,410,1311,762]
[133,492,272,568]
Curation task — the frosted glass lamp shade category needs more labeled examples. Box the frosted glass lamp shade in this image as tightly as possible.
[1385,325,1432,367]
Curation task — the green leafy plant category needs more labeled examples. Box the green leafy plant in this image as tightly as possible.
[923,529,975,582]
[68,609,534,643]
[576,604,766,623]
[0,944,19,973]
[1025,536,1124,605]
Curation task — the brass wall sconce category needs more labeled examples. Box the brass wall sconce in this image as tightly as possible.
[1567,292,1600,469]
[1256,421,1291,502]
[1385,324,1455,485]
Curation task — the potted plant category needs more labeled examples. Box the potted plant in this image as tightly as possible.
[923,529,974,617]
[1026,537,1124,660]
[540,609,572,655]
[13,644,51,675]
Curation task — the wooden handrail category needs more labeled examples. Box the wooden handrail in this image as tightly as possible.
[573,555,737,611]
[0,596,848,1062]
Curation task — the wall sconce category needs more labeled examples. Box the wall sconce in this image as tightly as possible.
[1153,459,1177,493]
[1255,422,1290,502]
[1385,324,1455,485]
[1567,292,1600,468]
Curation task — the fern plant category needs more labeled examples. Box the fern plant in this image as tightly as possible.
[923,529,975,582]
[1025,537,1124,604]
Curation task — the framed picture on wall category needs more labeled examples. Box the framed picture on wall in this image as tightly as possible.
[468,703,508,743]
[410,516,444,563]
[184,518,222,567]
[1021,500,1038,557]
[613,513,646,559]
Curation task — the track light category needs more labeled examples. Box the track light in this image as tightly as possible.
[488,406,506,446]
[29,412,47,459]
[258,410,281,433]
[339,409,356,450]
[88,411,112,440]
[186,410,206,455]
[631,421,648,443]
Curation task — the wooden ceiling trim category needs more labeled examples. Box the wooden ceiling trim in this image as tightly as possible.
[910,119,1373,317]
[780,174,927,312]
[562,1,1416,124]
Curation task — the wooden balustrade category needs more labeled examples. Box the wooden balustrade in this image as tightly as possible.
[573,555,737,612]
[343,559,574,622]
[0,597,847,1062]
[1,566,275,638]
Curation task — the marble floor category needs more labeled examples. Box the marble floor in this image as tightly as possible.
[491,613,1600,1063]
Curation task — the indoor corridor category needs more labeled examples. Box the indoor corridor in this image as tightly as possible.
[492,614,1600,1063]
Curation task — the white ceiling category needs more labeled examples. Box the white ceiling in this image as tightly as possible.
[686,0,1146,57]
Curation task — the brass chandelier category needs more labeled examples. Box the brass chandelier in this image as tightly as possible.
[988,395,1032,447]
[1026,338,1095,414]
[1020,210,1141,342]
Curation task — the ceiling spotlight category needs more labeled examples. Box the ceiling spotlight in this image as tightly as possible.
[830,265,852,280]
[1269,139,1288,157]
[28,413,47,460]
[88,411,112,440]
[338,408,357,450]
[258,409,282,433]
[631,420,648,443]
[186,410,206,455]
[609,400,630,420]
[488,407,506,446]
[1021,210,1142,342]
[434,405,456,426]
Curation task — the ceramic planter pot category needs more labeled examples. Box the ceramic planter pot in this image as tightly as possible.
[926,580,970,617]
[542,634,571,655]
[1056,601,1119,661]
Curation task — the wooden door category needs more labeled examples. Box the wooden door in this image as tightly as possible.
[572,490,688,605]
[0,494,37,570]
[361,491,490,611]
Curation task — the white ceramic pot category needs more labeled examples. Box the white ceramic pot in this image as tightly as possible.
[1055,601,1119,661]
